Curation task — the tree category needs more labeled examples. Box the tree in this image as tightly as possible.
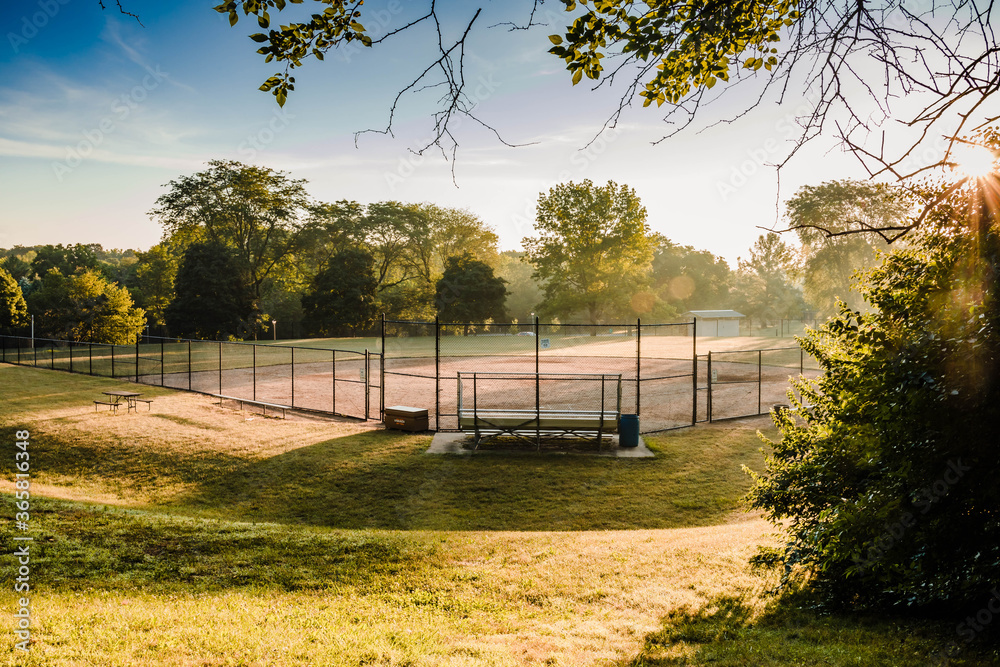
[301,248,379,336]
[150,160,313,333]
[362,201,435,320]
[26,269,144,344]
[133,244,179,330]
[30,243,99,279]
[0,254,32,283]
[435,253,508,329]
[745,155,1000,612]
[730,233,806,329]
[64,271,146,344]
[650,238,733,317]
[524,180,655,324]
[786,180,913,315]
[308,201,503,322]
[496,251,543,324]
[420,204,500,274]
[0,267,29,331]
[166,242,251,340]
[218,1,998,203]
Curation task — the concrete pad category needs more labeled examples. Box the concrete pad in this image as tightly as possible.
[426,431,654,457]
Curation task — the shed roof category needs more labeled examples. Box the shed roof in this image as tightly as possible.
[685,310,745,319]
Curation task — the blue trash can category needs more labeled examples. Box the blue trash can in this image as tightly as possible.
[619,414,639,448]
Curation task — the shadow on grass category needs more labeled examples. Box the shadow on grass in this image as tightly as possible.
[621,593,1000,667]
[176,426,762,531]
[0,417,770,531]
[0,495,433,594]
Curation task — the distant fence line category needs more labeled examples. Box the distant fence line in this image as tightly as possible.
[0,317,820,431]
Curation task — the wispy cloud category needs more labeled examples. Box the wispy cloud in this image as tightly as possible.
[100,18,197,94]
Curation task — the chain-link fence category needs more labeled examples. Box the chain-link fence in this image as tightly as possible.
[379,318,696,433]
[702,347,821,421]
[0,334,380,421]
[738,318,821,338]
[2,323,820,429]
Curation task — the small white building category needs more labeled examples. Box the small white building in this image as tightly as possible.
[684,310,745,337]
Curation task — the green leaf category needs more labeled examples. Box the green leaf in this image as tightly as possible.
[572,69,583,85]
[250,33,269,43]
[549,34,564,45]
[229,11,239,26]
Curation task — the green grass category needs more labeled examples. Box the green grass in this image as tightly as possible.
[1,363,997,666]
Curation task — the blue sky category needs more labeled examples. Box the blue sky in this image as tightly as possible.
[0,0,868,264]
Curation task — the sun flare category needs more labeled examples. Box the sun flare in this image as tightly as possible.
[950,143,997,179]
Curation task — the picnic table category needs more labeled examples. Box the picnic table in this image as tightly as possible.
[94,391,152,414]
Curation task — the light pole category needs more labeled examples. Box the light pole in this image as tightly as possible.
[272,320,277,341]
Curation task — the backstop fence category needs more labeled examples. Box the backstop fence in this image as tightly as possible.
[379,319,696,433]
[0,319,820,430]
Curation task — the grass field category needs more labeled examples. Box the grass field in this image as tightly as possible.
[1,363,996,666]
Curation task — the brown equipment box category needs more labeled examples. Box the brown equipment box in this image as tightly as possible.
[384,405,429,432]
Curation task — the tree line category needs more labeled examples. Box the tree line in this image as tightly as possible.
[0,161,907,345]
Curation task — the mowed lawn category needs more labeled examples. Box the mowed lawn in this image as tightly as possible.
[0,364,996,666]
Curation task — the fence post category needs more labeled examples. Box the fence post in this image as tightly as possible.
[50,347,54,370]
[636,318,641,416]
[160,339,164,387]
[381,314,386,422]
[331,349,336,415]
[434,316,440,431]
[691,319,698,425]
[89,343,92,375]
[253,344,257,401]
[707,352,713,423]
[364,349,370,420]
[758,349,763,415]
[291,346,295,408]
[534,316,540,445]
[135,339,139,382]
[218,341,223,395]
[111,344,115,377]
[800,347,804,375]
[187,340,192,391]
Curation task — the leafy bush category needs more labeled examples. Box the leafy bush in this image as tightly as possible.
[747,150,1000,611]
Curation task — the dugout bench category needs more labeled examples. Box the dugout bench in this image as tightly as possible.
[456,371,622,451]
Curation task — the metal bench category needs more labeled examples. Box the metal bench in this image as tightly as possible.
[213,394,288,419]
[457,372,622,451]
[93,400,120,414]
